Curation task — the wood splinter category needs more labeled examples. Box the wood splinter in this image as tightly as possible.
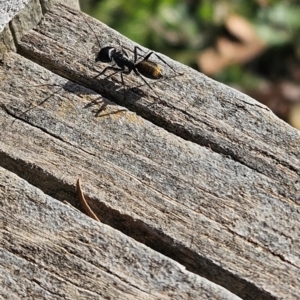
[76,178,100,222]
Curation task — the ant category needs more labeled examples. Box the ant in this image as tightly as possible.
[84,15,183,101]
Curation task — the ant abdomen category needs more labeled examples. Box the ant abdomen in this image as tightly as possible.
[136,60,163,80]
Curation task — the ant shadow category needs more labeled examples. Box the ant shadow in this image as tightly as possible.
[14,77,146,122]
[85,68,164,109]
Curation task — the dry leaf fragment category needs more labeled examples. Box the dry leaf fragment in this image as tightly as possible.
[76,178,100,222]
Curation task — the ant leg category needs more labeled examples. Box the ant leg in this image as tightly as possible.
[132,69,161,102]
[120,72,127,99]
[121,48,129,58]
[132,71,183,91]
[94,66,130,99]
[133,46,146,63]
[94,66,124,79]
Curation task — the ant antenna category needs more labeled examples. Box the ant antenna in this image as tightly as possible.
[82,13,102,50]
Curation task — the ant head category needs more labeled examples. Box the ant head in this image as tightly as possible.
[96,47,115,63]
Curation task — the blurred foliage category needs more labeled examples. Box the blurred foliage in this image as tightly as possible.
[80,0,300,127]
[80,0,300,63]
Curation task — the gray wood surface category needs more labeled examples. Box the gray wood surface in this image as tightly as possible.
[0,0,79,55]
[1,3,300,300]
[1,167,242,300]
[17,4,300,190]
[0,0,31,32]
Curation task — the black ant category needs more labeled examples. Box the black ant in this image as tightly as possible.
[84,15,183,101]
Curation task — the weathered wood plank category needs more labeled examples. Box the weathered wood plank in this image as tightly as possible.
[8,0,43,45]
[0,0,31,32]
[1,167,242,300]
[16,4,300,195]
[0,24,17,54]
[0,0,79,57]
[1,51,299,300]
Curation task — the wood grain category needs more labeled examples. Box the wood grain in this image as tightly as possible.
[1,167,242,300]
[0,3,299,300]
[17,5,300,190]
